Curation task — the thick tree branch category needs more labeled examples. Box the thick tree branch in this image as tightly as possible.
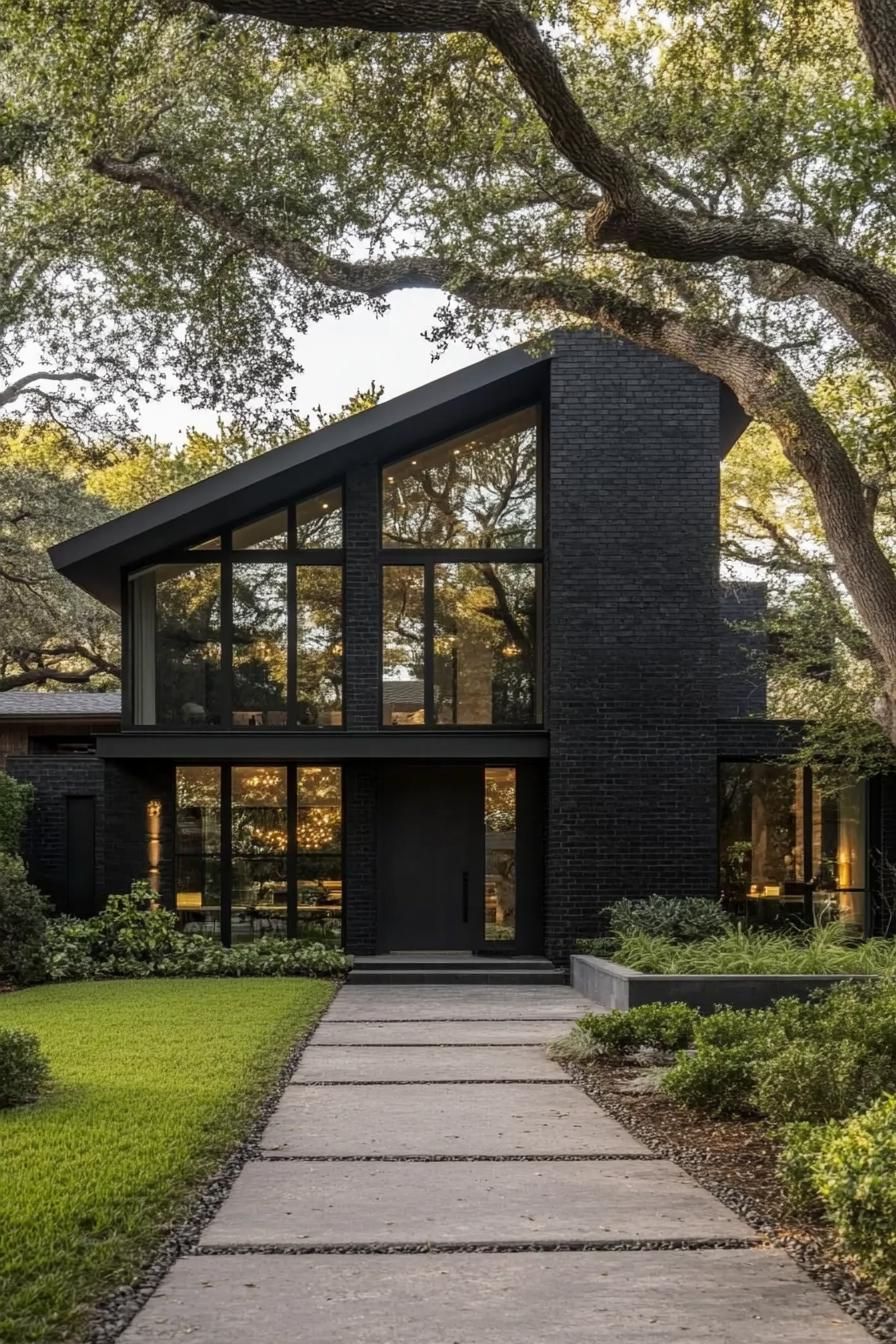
[88,148,896,683]
[0,368,96,408]
[854,0,896,111]
[193,0,896,336]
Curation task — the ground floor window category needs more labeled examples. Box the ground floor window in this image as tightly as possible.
[485,766,516,941]
[719,763,867,930]
[174,764,342,944]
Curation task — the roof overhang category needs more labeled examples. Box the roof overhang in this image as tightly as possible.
[51,343,551,610]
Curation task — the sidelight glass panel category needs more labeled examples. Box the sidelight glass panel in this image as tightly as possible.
[233,510,288,550]
[812,779,867,930]
[719,763,804,920]
[232,563,288,726]
[297,766,342,940]
[296,566,343,725]
[130,564,222,726]
[382,407,538,548]
[175,766,221,935]
[382,565,425,725]
[434,563,538,725]
[231,766,288,941]
[485,767,516,941]
[296,486,343,548]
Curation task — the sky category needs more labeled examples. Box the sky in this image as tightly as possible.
[139,291,505,444]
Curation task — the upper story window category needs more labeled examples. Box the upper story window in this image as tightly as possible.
[380,407,542,728]
[129,487,343,729]
[381,406,538,549]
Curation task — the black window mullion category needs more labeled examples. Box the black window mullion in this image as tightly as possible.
[287,766,298,939]
[424,560,435,727]
[288,560,298,730]
[221,765,232,947]
[221,533,233,731]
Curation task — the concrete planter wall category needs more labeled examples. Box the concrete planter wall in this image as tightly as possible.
[570,954,876,1013]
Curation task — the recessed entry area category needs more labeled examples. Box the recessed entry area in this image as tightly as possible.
[377,763,530,952]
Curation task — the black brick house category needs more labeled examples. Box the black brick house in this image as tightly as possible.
[8,331,889,955]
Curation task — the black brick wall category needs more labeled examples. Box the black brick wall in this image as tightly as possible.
[103,761,174,906]
[344,463,381,731]
[343,761,378,953]
[7,755,106,913]
[545,331,721,957]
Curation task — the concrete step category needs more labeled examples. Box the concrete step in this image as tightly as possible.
[352,955,554,972]
[348,967,567,985]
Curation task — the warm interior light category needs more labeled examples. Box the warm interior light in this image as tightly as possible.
[146,799,162,894]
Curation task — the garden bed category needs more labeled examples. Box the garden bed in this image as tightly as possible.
[570,953,874,1011]
[561,1055,896,1342]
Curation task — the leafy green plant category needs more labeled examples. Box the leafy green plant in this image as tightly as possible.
[0,853,51,986]
[41,888,348,980]
[0,773,33,856]
[609,895,732,944]
[551,1002,698,1062]
[813,1095,896,1297]
[777,1122,835,1215]
[661,1044,758,1116]
[0,1028,49,1108]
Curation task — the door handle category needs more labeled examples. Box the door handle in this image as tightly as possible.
[461,870,469,923]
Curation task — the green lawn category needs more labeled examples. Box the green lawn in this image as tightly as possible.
[0,978,336,1344]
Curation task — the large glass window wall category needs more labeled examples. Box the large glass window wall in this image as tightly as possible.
[130,489,342,728]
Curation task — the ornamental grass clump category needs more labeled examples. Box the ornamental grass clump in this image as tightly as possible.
[550,1001,698,1063]
[615,921,896,976]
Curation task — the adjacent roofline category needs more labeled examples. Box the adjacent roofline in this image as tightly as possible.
[50,341,551,609]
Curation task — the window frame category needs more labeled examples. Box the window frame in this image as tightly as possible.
[174,761,344,947]
[378,405,545,731]
[717,759,875,935]
[125,489,345,731]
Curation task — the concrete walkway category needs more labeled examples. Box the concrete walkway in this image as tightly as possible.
[121,985,871,1342]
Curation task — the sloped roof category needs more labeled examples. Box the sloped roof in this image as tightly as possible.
[0,691,121,718]
[50,341,551,610]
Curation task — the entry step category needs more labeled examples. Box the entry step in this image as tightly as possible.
[348,955,566,985]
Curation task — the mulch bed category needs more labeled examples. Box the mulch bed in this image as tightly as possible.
[566,1057,896,1343]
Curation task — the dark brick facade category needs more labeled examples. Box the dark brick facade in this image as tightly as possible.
[544,332,721,957]
[342,762,378,953]
[7,754,106,914]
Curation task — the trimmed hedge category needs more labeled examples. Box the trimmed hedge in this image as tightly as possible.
[551,1002,698,1063]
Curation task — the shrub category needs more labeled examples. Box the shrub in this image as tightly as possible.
[551,1002,698,1063]
[661,1044,758,1116]
[0,853,51,985]
[41,887,349,980]
[777,1122,834,1215]
[0,1028,50,1108]
[0,771,33,856]
[611,894,730,943]
[813,1095,896,1297]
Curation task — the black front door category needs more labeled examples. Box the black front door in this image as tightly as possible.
[377,764,484,950]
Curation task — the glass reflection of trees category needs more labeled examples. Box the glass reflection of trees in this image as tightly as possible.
[485,767,516,941]
[382,408,538,548]
[296,766,342,938]
[435,564,537,725]
[296,567,343,726]
[153,565,223,725]
[175,766,222,933]
[382,566,425,724]
[232,564,288,726]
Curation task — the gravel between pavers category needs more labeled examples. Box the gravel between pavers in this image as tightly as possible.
[563,1057,896,1344]
[83,992,338,1344]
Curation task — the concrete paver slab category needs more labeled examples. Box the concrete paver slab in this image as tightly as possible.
[201,1158,751,1246]
[261,1083,648,1156]
[312,1019,573,1045]
[119,1251,872,1343]
[292,1045,567,1082]
[263,1080,647,1155]
[325,985,593,1021]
